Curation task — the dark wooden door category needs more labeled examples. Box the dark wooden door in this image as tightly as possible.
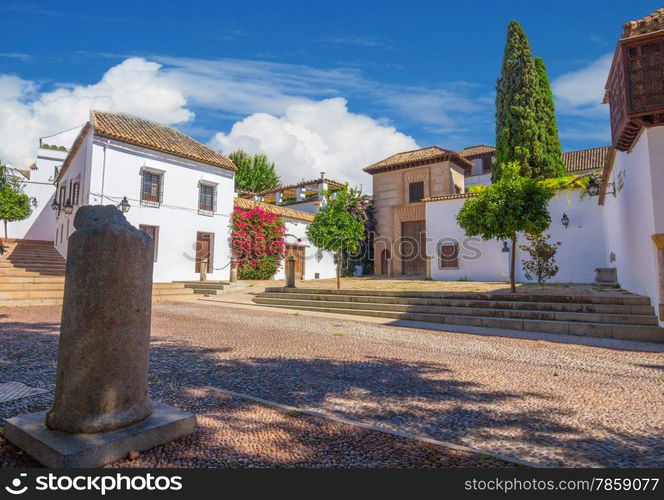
[380,249,390,275]
[401,220,426,275]
[285,244,305,279]
[195,232,214,273]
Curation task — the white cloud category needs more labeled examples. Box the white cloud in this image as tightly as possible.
[211,97,418,189]
[552,53,613,115]
[0,58,192,168]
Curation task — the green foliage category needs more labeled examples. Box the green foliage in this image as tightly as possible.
[0,161,32,238]
[534,57,565,178]
[457,163,554,241]
[340,188,375,276]
[539,173,593,193]
[306,188,366,288]
[457,163,554,292]
[495,22,563,180]
[229,150,280,193]
[307,188,365,253]
[520,233,561,284]
[466,184,488,193]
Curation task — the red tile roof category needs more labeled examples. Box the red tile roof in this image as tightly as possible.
[91,111,236,172]
[363,146,473,174]
[562,146,611,173]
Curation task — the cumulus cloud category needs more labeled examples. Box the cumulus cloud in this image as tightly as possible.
[552,53,612,115]
[0,58,192,168]
[211,97,418,189]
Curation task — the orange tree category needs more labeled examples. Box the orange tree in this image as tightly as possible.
[231,205,285,279]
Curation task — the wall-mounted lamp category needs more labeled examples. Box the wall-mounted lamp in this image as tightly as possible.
[561,212,570,229]
[501,241,510,253]
[63,199,73,215]
[118,196,131,213]
[586,175,616,197]
[51,195,59,211]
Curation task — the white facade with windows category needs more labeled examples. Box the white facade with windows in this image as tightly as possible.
[52,112,236,283]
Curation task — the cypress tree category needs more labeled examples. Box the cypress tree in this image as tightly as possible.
[494,21,544,180]
[533,57,566,178]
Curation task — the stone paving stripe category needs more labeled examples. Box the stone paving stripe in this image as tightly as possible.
[0,382,49,404]
[203,385,541,468]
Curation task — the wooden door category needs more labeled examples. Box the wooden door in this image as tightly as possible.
[401,220,426,275]
[285,244,305,279]
[380,249,390,275]
[195,232,214,273]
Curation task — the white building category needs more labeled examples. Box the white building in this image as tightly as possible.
[53,110,237,283]
[234,197,337,280]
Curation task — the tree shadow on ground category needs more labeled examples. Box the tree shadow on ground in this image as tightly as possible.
[0,318,662,468]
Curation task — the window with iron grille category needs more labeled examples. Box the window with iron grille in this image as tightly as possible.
[141,171,163,206]
[198,183,216,214]
[58,185,66,215]
[71,182,80,205]
[439,243,459,269]
[409,181,424,203]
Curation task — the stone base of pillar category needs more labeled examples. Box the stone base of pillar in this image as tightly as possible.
[4,401,195,468]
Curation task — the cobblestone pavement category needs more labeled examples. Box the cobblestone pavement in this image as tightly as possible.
[1,303,663,467]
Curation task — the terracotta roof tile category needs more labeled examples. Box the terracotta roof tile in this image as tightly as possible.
[363,146,473,174]
[234,197,315,222]
[563,146,611,173]
[91,111,236,172]
[423,192,478,203]
[622,8,664,38]
[457,145,495,159]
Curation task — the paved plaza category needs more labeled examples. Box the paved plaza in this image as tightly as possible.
[1,300,662,467]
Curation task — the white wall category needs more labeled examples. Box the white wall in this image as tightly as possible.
[273,218,337,280]
[5,148,64,241]
[426,189,607,283]
[464,173,492,190]
[56,135,235,283]
[603,128,661,322]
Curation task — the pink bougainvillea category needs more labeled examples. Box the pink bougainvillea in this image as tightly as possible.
[231,206,286,279]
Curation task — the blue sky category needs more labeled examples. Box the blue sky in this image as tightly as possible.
[0,1,659,186]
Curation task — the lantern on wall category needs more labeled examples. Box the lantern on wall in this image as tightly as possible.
[118,196,131,213]
[50,195,59,211]
[561,213,570,229]
[63,199,73,215]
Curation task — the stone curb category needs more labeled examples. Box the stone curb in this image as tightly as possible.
[202,385,542,469]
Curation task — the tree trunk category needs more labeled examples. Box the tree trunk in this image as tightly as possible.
[336,251,341,290]
[3,220,7,240]
[510,232,517,293]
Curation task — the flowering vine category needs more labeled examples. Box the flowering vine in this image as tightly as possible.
[231,205,286,279]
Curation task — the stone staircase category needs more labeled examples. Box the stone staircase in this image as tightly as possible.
[0,240,196,306]
[174,281,242,296]
[253,288,664,343]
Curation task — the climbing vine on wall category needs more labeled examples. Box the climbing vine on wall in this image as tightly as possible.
[231,206,286,280]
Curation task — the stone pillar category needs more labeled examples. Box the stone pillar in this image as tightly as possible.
[5,205,195,468]
[230,257,238,283]
[285,256,296,288]
[199,257,208,282]
[652,234,664,319]
[274,191,283,205]
[295,187,306,202]
[46,205,154,433]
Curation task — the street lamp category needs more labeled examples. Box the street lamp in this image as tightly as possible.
[586,176,601,197]
[561,212,569,229]
[118,196,131,213]
[63,199,73,215]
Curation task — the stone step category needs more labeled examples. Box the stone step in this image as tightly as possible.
[0,282,64,291]
[152,294,199,303]
[253,301,663,343]
[0,276,65,284]
[257,292,655,316]
[0,289,64,299]
[265,287,652,306]
[0,297,63,307]
[253,297,658,326]
[152,287,195,296]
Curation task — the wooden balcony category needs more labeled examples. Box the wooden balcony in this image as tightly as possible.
[606,30,664,151]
